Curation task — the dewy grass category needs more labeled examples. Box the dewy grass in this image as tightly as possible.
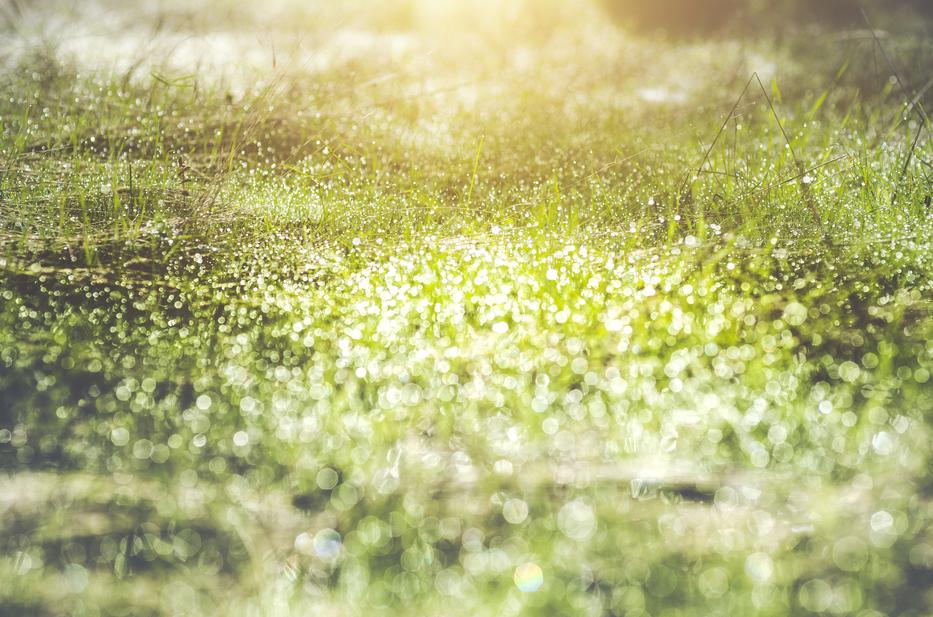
[0,1,931,616]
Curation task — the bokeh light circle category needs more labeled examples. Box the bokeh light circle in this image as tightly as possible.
[514,562,544,592]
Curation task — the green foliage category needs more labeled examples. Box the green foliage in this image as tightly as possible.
[0,1,931,616]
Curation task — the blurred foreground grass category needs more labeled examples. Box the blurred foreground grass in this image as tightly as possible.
[0,1,931,615]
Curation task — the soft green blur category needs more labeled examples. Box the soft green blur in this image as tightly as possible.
[0,1,931,616]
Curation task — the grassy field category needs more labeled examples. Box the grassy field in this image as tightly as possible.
[0,1,931,615]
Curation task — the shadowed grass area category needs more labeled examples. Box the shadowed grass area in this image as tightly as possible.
[0,1,931,616]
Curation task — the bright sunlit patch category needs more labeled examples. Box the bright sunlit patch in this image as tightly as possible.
[637,87,687,104]
[513,562,544,592]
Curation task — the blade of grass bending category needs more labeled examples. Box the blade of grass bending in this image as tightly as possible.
[678,73,756,204]
[465,135,485,207]
[860,4,929,204]
[752,73,823,228]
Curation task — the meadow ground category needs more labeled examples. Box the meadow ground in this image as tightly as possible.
[0,1,931,615]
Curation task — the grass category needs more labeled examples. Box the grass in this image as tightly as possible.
[0,1,931,615]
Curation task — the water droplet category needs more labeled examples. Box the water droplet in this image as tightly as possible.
[557,500,596,540]
[503,498,529,525]
[513,562,544,592]
[745,552,773,583]
[313,529,342,560]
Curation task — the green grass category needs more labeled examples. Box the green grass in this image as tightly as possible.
[1,1,932,615]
